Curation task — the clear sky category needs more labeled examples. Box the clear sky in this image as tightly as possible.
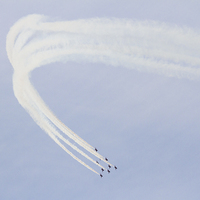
[1,0,200,199]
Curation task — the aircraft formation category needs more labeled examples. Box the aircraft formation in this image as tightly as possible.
[94,148,117,178]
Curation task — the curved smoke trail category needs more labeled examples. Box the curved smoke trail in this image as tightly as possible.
[6,14,200,175]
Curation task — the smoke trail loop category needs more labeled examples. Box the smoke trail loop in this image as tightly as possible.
[6,14,200,175]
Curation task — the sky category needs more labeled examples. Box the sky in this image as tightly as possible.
[1,0,200,200]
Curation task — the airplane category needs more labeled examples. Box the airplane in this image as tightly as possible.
[107,170,110,173]
[101,168,104,172]
[96,161,99,164]
[100,174,103,178]
[114,166,117,170]
[95,148,98,152]
[105,158,108,161]
[108,165,111,168]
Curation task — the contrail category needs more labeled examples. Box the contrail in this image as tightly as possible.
[6,14,200,175]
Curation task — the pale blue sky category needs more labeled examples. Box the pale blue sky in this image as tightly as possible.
[1,1,200,199]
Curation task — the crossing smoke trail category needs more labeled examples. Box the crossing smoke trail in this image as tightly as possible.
[6,14,200,175]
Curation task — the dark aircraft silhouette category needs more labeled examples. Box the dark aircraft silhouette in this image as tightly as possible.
[105,158,108,161]
[108,165,111,168]
[114,166,117,169]
[100,174,103,178]
[101,168,104,172]
[95,148,98,152]
[107,170,110,173]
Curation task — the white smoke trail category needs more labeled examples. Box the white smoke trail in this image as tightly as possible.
[6,14,200,175]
